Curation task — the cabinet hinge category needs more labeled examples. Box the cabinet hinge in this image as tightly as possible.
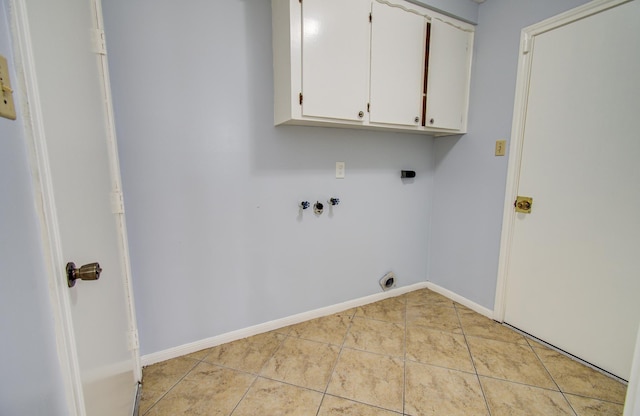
[92,28,107,55]
[299,92,303,105]
[367,103,370,112]
[128,329,139,351]
[369,12,372,23]
[111,191,125,214]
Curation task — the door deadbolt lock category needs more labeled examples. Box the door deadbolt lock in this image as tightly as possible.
[514,196,533,214]
[67,262,102,287]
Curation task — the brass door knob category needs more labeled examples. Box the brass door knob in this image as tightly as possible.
[67,262,102,287]
[514,196,533,213]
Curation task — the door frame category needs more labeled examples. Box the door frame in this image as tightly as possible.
[493,0,637,411]
[6,0,141,414]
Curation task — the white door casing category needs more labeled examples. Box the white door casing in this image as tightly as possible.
[495,0,640,381]
[8,0,140,414]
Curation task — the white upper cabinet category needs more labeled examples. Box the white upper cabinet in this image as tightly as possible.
[425,19,472,131]
[369,2,426,127]
[272,0,474,136]
[301,0,370,122]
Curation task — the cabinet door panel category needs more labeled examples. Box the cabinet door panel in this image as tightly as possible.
[301,0,370,121]
[425,19,471,130]
[370,3,426,126]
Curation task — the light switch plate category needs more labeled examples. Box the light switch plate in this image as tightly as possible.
[0,55,17,120]
[495,140,507,156]
[336,161,345,179]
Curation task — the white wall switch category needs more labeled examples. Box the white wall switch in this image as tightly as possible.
[495,140,507,156]
[0,55,17,121]
[336,161,345,179]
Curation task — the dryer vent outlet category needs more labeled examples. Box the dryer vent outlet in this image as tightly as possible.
[379,272,396,291]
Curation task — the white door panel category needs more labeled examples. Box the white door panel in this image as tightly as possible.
[504,0,640,380]
[425,19,470,130]
[369,2,425,126]
[301,0,370,121]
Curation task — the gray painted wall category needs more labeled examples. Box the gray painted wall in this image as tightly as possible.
[102,0,437,355]
[428,0,591,309]
[0,2,68,414]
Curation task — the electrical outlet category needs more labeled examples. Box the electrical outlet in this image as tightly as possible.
[336,161,345,179]
[0,55,17,121]
[495,140,507,156]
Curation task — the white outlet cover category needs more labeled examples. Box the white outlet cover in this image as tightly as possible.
[336,161,345,179]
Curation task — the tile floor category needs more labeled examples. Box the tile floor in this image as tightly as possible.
[139,289,627,415]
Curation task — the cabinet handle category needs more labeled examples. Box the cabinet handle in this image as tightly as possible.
[429,118,435,125]
[414,117,419,123]
[358,111,364,118]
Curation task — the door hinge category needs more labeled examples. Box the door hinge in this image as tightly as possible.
[369,12,372,23]
[367,103,370,112]
[299,92,303,105]
[111,191,125,214]
[128,330,139,351]
[92,28,107,55]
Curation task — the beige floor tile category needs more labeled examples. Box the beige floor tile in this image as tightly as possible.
[139,292,630,416]
[480,376,574,416]
[275,325,292,336]
[327,348,404,413]
[202,331,284,374]
[144,362,254,416]
[260,337,340,391]
[526,337,552,350]
[405,288,455,307]
[288,310,354,345]
[344,317,404,357]
[182,348,211,361]
[405,325,474,372]
[231,377,323,416]
[318,395,401,416]
[458,309,527,344]
[406,303,462,333]
[565,393,625,416]
[404,361,488,416]
[139,356,200,414]
[355,298,405,324]
[467,337,556,389]
[534,347,627,404]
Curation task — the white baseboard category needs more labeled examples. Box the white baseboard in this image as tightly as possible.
[141,282,429,366]
[424,281,494,319]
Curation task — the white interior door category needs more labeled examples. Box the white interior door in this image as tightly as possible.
[14,0,139,414]
[301,0,370,121]
[503,0,640,380]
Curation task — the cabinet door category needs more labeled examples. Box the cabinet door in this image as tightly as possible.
[301,0,370,121]
[425,19,471,130]
[370,2,426,126]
